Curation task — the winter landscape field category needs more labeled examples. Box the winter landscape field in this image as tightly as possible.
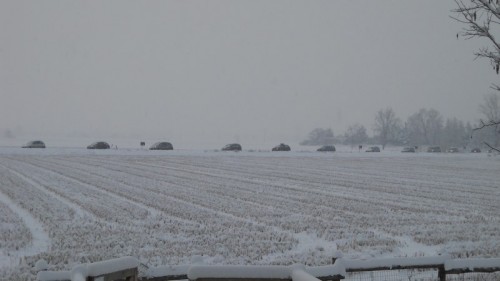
[0,148,499,281]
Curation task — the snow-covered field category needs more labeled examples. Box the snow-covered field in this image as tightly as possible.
[0,148,499,281]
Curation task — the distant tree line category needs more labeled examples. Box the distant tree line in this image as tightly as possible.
[301,93,499,150]
[300,128,335,146]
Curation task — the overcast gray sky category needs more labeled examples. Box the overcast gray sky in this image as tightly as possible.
[0,1,497,147]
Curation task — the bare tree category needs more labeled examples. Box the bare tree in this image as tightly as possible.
[453,0,500,152]
[480,93,500,121]
[452,0,500,79]
[406,108,443,146]
[300,128,335,146]
[344,123,368,149]
[442,117,468,148]
[373,107,401,150]
[476,93,500,149]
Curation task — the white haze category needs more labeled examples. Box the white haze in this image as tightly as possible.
[0,0,496,147]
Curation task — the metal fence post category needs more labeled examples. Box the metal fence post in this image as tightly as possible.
[438,265,446,281]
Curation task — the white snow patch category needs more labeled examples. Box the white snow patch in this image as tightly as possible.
[37,270,71,281]
[37,257,139,281]
[188,265,292,280]
[0,189,50,267]
[293,232,338,254]
[371,229,440,257]
[4,165,90,218]
[445,258,500,271]
[87,256,139,276]
[395,235,440,257]
[343,255,450,269]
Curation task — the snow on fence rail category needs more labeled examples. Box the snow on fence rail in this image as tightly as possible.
[35,255,500,281]
[37,256,139,281]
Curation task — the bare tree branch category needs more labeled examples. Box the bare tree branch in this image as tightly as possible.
[453,0,500,68]
[484,141,500,152]
[454,1,500,152]
[472,119,500,131]
[471,119,500,152]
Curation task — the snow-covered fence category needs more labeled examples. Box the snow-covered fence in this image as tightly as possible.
[144,256,345,281]
[146,264,345,281]
[36,255,500,281]
[143,256,500,281]
[342,255,449,280]
[341,256,500,281]
[445,258,500,274]
[36,256,139,281]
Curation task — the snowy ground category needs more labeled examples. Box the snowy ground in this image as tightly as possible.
[0,148,499,280]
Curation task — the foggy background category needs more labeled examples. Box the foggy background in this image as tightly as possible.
[0,1,496,148]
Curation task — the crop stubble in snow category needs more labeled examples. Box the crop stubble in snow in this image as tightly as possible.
[0,152,499,280]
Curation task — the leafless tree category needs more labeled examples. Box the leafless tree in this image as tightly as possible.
[300,128,335,146]
[373,107,401,150]
[442,117,469,148]
[452,0,500,79]
[475,93,500,150]
[453,0,500,152]
[406,108,443,146]
[480,93,500,121]
[344,123,368,149]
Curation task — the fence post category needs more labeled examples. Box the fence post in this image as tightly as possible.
[332,252,343,265]
[438,265,446,281]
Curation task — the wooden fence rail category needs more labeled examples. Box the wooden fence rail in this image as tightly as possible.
[36,255,500,281]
